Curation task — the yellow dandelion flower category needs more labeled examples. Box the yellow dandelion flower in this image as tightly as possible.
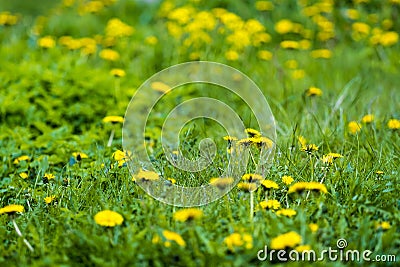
[305,86,323,97]
[210,177,234,190]
[376,170,384,175]
[110,68,126,78]
[309,223,319,233]
[150,81,171,93]
[299,39,312,50]
[270,231,302,250]
[145,36,158,45]
[105,18,134,38]
[375,221,391,230]
[379,31,398,46]
[361,114,374,123]
[285,60,298,69]
[19,172,29,179]
[99,49,120,61]
[167,178,176,184]
[245,128,261,138]
[94,210,124,227]
[301,144,319,153]
[261,179,279,189]
[72,152,88,161]
[288,181,328,194]
[346,9,360,20]
[295,245,312,252]
[260,199,280,210]
[242,173,263,183]
[297,136,307,147]
[387,119,400,130]
[237,182,257,192]
[282,175,294,185]
[162,230,186,247]
[103,116,124,123]
[225,50,239,61]
[280,40,299,49]
[44,195,56,204]
[276,208,297,217]
[0,204,24,215]
[310,49,332,59]
[173,208,203,222]
[257,50,273,61]
[275,19,293,34]
[223,136,238,142]
[224,232,253,251]
[348,121,362,134]
[44,173,55,180]
[13,155,30,164]
[134,169,159,182]
[291,69,305,79]
[255,1,274,11]
[38,36,56,48]
[251,136,274,149]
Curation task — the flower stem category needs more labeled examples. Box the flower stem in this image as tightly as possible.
[250,191,254,221]
[12,219,34,252]
[107,129,115,147]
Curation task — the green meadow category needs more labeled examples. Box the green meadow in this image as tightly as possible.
[0,0,399,266]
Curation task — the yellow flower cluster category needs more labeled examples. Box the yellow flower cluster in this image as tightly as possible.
[224,232,253,251]
[162,5,272,61]
[59,36,97,55]
[0,11,18,26]
[259,199,280,210]
[288,181,328,194]
[105,18,134,38]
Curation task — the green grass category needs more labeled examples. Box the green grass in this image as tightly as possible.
[0,0,399,266]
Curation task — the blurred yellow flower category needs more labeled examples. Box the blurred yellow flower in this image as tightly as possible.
[224,232,253,251]
[387,119,400,129]
[19,172,29,179]
[379,31,399,46]
[346,9,360,20]
[275,19,293,34]
[38,36,56,48]
[295,244,312,252]
[301,144,318,153]
[44,195,56,204]
[282,175,294,185]
[173,208,203,222]
[225,50,239,61]
[270,231,302,249]
[94,210,124,227]
[103,116,124,123]
[305,87,323,97]
[276,208,297,217]
[72,152,88,161]
[237,182,257,191]
[285,60,298,69]
[291,69,305,79]
[257,50,273,61]
[44,173,55,180]
[162,230,186,247]
[288,181,328,194]
[375,221,391,230]
[280,40,299,49]
[309,223,319,233]
[310,49,332,59]
[99,49,120,61]
[348,121,362,134]
[145,36,158,45]
[110,68,126,77]
[255,1,274,11]
[151,81,171,93]
[13,155,29,164]
[134,169,159,182]
[0,11,19,26]
[105,18,134,38]
[245,128,261,138]
[242,173,263,183]
[0,204,24,215]
[261,179,279,189]
[361,114,374,123]
[260,199,280,210]
[210,177,234,190]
